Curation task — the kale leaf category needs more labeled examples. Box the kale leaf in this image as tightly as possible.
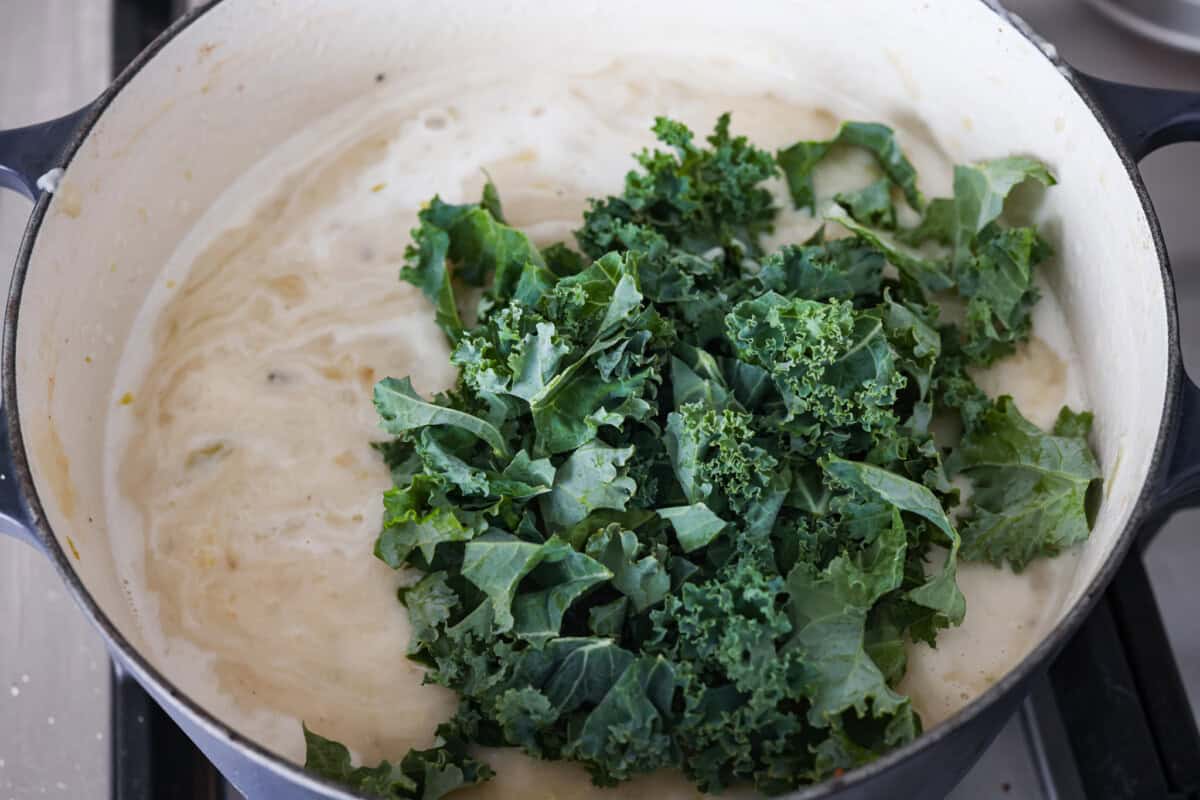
[948,398,1101,571]
[303,722,492,800]
[778,121,923,213]
[785,132,1057,363]
[304,115,1099,798]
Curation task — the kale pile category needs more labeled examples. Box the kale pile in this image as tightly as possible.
[305,115,1101,797]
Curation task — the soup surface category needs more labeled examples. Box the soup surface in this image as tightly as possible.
[105,59,1087,798]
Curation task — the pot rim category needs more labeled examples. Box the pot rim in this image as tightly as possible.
[1,2,1181,797]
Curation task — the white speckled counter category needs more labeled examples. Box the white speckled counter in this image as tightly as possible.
[0,6,113,799]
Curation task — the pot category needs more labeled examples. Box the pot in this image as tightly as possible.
[2,1,1199,798]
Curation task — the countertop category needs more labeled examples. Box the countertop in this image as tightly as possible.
[1,6,114,800]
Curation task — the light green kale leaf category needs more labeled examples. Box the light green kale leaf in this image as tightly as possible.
[540,440,637,529]
[778,121,923,213]
[948,398,1101,571]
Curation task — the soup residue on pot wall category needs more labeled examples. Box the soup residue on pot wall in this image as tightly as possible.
[104,59,1088,798]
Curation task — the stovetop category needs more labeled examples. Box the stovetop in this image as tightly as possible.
[4,2,1200,799]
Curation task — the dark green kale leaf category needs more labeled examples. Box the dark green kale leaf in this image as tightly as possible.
[374,478,486,569]
[905,158,1056,363]
[401,184,546,342]
[959,224,1052,364]
[584,597,627,639]
[881,293,941,401]
[304,725,417,798]
[578,113,778,259]
[529,253,666,454]
[836,178,899,229]
[822,456,965,630]
[947,398,1101,571]
[932,329,992,433]
[540,441,637,529]
[779,133,1055,359]
[726,293,906,452]
[585,525,671,612]
[646,556,805,792]
[664,401,778,511]
[891,158,1054,260]
[784,507,910,726]
[823,205,954,292]
[567,656,679,785]
[303,722,493,799]
[307,114,1096,799]
[460,533,612,637]
[756,237,885,302]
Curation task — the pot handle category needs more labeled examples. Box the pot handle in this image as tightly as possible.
[1035,71,1200,800]
[1077,71,1200,520]
[0,411,38,551]
[0,106,90,551]
[0,106,91,200]
[1152,378,1200,521]
[1078,73,1200,161]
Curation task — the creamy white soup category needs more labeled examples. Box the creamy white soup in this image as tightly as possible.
[104,59,1087,798]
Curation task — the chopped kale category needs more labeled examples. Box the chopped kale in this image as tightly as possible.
[305,116,1098,797]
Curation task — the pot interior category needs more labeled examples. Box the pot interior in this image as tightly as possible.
[10,0,1169,781]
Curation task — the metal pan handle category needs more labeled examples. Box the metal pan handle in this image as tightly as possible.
[0,106,91,549]
[0,412,37,550]
[0,106,91,201]
[1079,73,1200,161]
[1077,71,1200,519]
[1039,69,1200,800]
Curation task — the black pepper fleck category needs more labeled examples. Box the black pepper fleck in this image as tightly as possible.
[375,72,386,83]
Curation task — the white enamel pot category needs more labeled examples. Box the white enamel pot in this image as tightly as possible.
[2,1,1200,798]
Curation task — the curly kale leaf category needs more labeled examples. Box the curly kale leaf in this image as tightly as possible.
[375,479,486,569]
[664,401,778,511]
[908,158,1056,362]
[959,224,1052,364]
[306,115,1097,798]
[578,113,778,259]
[757,237,885,302]
[726,293,905,451]
[647,557,804,791]
[529,253,665,454]
[781,135,1055,358]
